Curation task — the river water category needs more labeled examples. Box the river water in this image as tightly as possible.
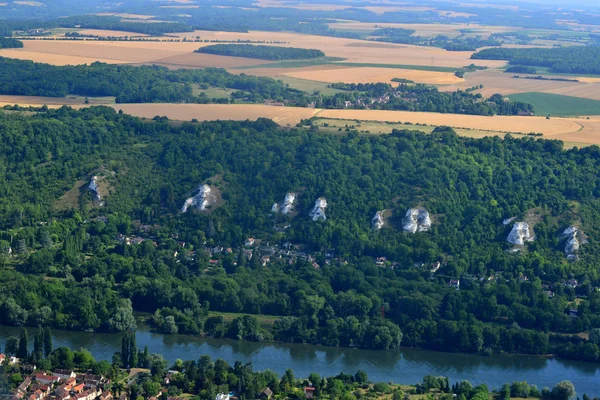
[1,324,598,395]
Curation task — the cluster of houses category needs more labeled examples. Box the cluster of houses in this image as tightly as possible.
[6,368,112,400]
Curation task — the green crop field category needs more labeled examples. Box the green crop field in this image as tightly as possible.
[508,92,600,116]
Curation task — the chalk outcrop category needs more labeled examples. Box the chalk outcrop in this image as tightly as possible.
[181,184,213,213]
[88,176,104,206]
[507,222,534,246]
[562,226,585,261]
[309,198,327,221]
[372,211,385,230]
[273,193,296,215]
[402,208,431,233]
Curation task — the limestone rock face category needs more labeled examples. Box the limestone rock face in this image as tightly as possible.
[309,198,327,221]
[372,211,385,230]
[88,176,104,206]
[272,193,296,215]
[402,209,431,233]
[88,176,101,201]
[507,222,534,245]
[562,226,584,260]
[181,184,212,213]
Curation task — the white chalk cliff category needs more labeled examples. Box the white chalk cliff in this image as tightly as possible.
[402,209,431,233]
[563,226,583,260]
[273,193,296,215]
[507,222,534,246]
[181,184,212,213]
[309,198,327,221]
[372,211,385,230]
[88,176,104,206]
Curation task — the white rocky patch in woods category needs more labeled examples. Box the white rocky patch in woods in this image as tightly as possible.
[507,222,534,246]
[402,208,431,233]
[181,184,213,213]
[309,198,327,221]
[272,193,296,215]
[562,226,585,261]
[88,176,104,206]
[372,211,385,230]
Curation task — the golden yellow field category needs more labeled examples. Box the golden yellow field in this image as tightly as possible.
[2,97,600,146]
[283,66,463,85]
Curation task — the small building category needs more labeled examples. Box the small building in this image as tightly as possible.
[54,370,76,381]
[304,387,316,399]
[449,279,460,290]
[0,353,5,365]
[35,374,60,385]
[259,388,273,399]
[17,377,32,394]
[244,238,255,247]
[215,394,230,400]
[569,309,578,317]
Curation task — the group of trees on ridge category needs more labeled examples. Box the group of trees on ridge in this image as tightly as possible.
[472,46,600,75]
[0,58,535,116]
[0,108,599,361]
[195,44,325,60]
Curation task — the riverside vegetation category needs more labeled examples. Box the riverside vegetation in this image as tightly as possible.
[1,108,600,362]
[0,331,584,400]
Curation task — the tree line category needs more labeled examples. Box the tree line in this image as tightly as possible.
[471,46,600,75]
[195,44,325,60]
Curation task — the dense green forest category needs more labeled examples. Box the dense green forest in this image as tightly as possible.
[1,332,583,400]
[0,58,308,104]
[0,38,23,49]
[1,107,600,361]
[472,47,600,75]
[195,44,325,60]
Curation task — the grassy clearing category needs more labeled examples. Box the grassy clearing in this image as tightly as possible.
[275,76,347,95]
[508,92,600,116]
[208,311,280,327]
[313,117,516,139]
[192,86,237,99]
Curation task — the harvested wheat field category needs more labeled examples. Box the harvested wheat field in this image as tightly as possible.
[328,22,515,38]
[283,66,464,85]
[0,29,504,71]
[150,53,273,69]
[0,40,199,65]
[445,69,600,100]
[75,29,150,37]
[96,104,319,126]
[173,30,504,68]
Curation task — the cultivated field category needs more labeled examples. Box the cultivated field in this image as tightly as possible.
[282,66,463,85]
[507,92,600,116]
[2,98,600,146]
[445,69,600,101]
[328,22,515,38]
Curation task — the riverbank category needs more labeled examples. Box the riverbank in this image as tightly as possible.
[0,324,598,395]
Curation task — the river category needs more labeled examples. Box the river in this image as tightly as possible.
[1,324,598,395]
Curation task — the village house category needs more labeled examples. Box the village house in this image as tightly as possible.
[215,394,230,400]
[244,238,255,247]
[17,377,32,394]
[449,279,460,290]
[98,392,113,400]
[54,370,76,381]
[35,373,60,386]
[304,387,316,399]
[430,261,441,273]
[0,354,5,365]
[259,388,273,399]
